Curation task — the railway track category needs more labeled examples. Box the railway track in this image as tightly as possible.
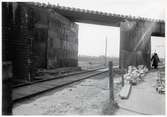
[13,67,106,88]
[13,68,108,103]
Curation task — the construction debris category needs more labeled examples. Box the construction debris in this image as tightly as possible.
[123,65,148,85]
[155,71,165,94]
[119,65,148,99]
[119,83,132,99]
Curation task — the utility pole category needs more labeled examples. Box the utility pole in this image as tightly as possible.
[105,36,107,66]
[109,61,114,103]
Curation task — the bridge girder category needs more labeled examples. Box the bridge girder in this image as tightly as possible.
[23,2,165,37]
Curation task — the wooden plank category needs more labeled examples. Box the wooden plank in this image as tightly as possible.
[13,85,48,100]
[35,83,54,89]
[119,83,132,99]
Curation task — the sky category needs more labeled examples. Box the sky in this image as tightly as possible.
[35,0,165,58]
[151,37,165,58]
[77,23,120,57]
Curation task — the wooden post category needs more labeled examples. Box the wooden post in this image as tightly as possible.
[121,68,124,87]
[2,62,13,115]
[121,74,124,87]
[109,61,114,103]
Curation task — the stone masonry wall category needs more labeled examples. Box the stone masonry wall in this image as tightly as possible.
[2,2,78,82]
[119,20,151,69]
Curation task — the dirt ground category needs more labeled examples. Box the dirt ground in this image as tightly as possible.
[13,68,165,115]
[13,73,122,115]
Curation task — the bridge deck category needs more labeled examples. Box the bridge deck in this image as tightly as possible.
[24,2,165,37]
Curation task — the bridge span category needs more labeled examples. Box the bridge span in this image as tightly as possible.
[2,2,165,83]
[28,2,165,69]
[30,2,165,37]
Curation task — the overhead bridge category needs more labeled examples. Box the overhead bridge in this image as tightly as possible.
[2,2,165,83]
[29,2,165,37]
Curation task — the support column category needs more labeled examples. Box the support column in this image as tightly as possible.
[119,20,151,69]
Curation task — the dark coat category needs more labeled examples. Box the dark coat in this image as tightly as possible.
[151,54,160,67]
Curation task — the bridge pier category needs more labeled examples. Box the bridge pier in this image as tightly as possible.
[119,20,152,69]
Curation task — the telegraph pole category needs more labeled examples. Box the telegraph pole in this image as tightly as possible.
[105,36,107,66]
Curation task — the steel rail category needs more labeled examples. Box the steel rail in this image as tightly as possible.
[13,68,108,103]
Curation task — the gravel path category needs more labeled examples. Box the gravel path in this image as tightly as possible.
[13,73,122,115]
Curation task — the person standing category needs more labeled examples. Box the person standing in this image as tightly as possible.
[151,53,160,69]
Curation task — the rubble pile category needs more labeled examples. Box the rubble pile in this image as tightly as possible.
[155,72,165,94]
[123,65,148,85]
